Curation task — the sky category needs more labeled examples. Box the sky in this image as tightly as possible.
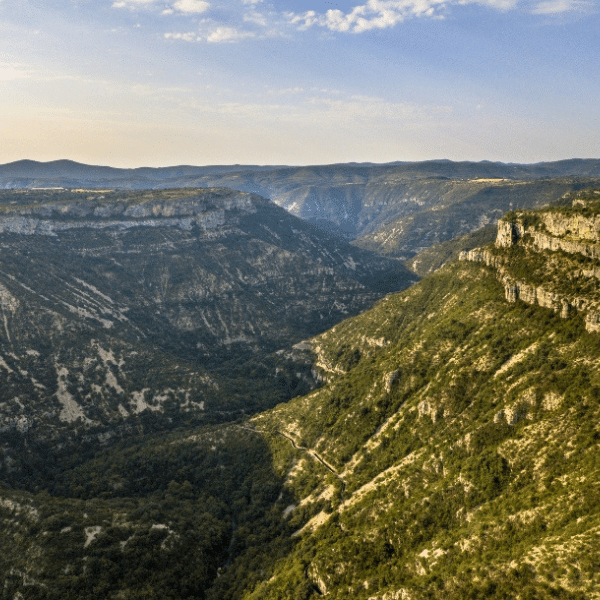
[0,0,598,167]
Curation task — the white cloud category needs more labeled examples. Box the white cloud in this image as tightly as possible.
[287,10,320,30]
[205,26,256,42]
[530,0,594,14]
[0,62,30,82]
[165,24,264,43]
[288,0,524,33]
[164,31,198,41]
[288,0,447,33]
[463,0,519,9]
[173,0,210,14]
[119,0,524,42]
[112,0,156,8]
[243,11,268,25]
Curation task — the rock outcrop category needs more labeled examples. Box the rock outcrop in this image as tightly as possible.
[495,219,525,248]
[461,190,600,332]
[0,189,257,235]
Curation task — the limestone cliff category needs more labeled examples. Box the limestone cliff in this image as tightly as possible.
[0,188,256,235]
[461,189,600,332]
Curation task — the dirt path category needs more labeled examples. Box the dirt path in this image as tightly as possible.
[233,423,346,502]
[276,430,346,502]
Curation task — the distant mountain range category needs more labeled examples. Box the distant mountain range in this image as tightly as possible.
[0,159,287,180]
[2,159,600,260]
[2,158,600,183]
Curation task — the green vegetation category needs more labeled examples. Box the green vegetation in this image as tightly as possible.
[243,213,600,598]
[3,191,600,598]
[1,425,299,600]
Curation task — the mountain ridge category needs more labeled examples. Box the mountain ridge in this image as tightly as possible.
[3,157,600,179]
[4,159,600,262]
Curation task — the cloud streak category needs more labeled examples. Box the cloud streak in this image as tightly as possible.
[164,31,197,41]
[112,0,157,8]
[113,0,209,11]
[0,62,31,82]
[165,25,261,42]
[530,0,595,14]
[206,26,256,42]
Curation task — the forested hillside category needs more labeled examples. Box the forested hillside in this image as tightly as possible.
[2,190,600,598]
[231,189,600,599]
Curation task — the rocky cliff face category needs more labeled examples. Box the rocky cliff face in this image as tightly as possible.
[0,188,253,235]
[461,189,600,332]
[496,207,600,258]
[0,187,416,466]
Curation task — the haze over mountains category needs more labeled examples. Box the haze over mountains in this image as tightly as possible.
[1,160,600,598]
[4,158,600,185]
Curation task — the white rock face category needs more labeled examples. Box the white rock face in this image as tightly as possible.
[462,205,600,333]
[540,211,600,242]
[84,526,102,548]
[495,220,525,248]
[384,370,400,393]
[0,283,19,311]
[0,192,256,235]
[495,210,600,258]
[55,367,90,423]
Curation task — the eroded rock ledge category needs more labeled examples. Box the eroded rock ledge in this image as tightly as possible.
[0,189,257,235]
[461,191,600,333]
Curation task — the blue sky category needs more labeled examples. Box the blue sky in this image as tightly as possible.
[0,0,598,166]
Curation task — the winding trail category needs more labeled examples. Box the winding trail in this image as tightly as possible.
[276,430,346,503]
[234,423,346,503]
